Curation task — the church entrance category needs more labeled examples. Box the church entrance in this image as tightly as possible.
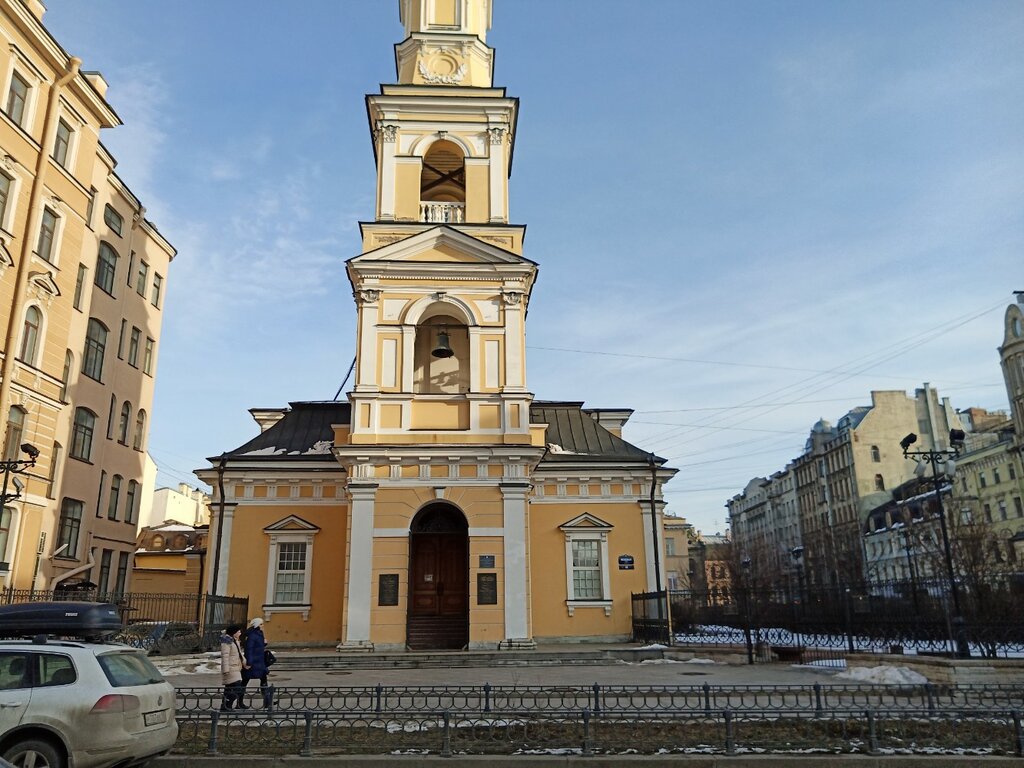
[407,503,469,650]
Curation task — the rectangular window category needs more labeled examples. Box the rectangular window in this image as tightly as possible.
[53,118,71,167]
[128,327,140,367]
[143,338,154,375]
[984,504,992,523]
[103,205,123,237]
[995,468,1002,484]
[95,244,118,295]
[97,549,112,594]
[37,207,58,262]
[273,542,307,603]
[46,442,62,499]
[151,273,163,308]
[73,264,87,310]
[0,173,11,228]
[5,71,29,127]
[980,473,987,488]
[1015,497,1023,517]
[999,501,1008,521]
[136,260,148,296]
[665,537,676,557]
[1011,464,1018,481]
[70,408,96,461]
[0,506,12,567]
[95,469,106,518]
[107,476,121,520]
[56,498,84,559]
[114,552,130,595]
[571,540,603,599]
[86,188,96,228]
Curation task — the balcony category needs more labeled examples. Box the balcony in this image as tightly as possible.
[420,201,465,224]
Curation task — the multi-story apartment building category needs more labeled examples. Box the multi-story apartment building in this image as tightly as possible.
[730,386,963,586]
[727,467,801,583]
[0,0,173,593]
[662,515,692,590]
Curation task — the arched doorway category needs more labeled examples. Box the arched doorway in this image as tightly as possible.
[407,503,469,650]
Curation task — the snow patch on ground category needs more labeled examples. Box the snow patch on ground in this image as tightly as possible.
[151,652,220,676]
[835,665,928,685]
[638,643,669,650]
[683,657,719,664]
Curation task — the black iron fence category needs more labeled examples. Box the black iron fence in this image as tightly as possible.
[168,683,1024,756]
[634,578,1024,663]
[0,588,248,650]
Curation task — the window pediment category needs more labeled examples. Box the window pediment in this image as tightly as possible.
[27,270,60,306]
[264,514,320,534]
[559,512,613,533]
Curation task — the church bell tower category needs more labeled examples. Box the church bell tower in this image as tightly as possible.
[336,0,542,651]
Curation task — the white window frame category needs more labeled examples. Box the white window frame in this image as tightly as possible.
[0,166,23,237]
[560,513,613,617]
[35,204,65,266]
[3,54,40,132]
[262,515,320,620]
[16,303,44,367]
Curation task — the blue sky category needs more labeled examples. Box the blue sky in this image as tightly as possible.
[45,1,1024,535]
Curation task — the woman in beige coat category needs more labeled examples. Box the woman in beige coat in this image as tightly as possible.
[219,624,249,710]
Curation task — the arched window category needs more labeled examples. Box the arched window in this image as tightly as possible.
[118,401,131,444]
[870,445,880,462]
[82,318,108,381]
[413,314,469,394]
[151,534,165,550]
[133,409,146,451]
[94,242,118,294]
[107,475,121,520]
[874,474,885,491]
[18,306,41,364]
[3,406,26,461]
[60,350,73,401]
[419,139,466,223]
[70,407,96,461]
[125,480,138,524]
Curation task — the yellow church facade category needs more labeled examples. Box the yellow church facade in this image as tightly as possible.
[198,0,675,650]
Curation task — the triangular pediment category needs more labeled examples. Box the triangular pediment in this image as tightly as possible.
[559,512,614,532]
[263,515,321,533]
[350,226,535,267]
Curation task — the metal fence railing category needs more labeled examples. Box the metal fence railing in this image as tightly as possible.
[171,700,1024,756]
[173,682,1024,716]
[0,588,248,650]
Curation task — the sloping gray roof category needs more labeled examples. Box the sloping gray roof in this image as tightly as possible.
[220,399,658,465]
[531,401,658,464]
[223,402,350,459]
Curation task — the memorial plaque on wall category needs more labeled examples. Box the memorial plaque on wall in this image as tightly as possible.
[479,554,495,568]
[378,573,399,606]
[477,573,498,605]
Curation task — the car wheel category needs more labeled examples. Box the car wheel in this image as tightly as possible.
[4,738,65,768]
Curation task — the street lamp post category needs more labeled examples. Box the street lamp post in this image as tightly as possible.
[741,556,754,665]
[900,429,970,658]
[0,442,39,571]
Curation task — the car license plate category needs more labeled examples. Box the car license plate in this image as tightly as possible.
[144,710,167,726]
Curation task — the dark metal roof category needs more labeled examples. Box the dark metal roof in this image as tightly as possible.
[221,399,657,465]
[530,401,657,464]
[224,402,350,458]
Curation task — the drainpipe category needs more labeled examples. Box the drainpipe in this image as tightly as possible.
[51,537,96,586]
[0,57,81,451]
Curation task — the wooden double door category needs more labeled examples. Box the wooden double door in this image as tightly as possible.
[407,505,469,650]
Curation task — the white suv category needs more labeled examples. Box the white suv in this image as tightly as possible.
[0,639,178,768]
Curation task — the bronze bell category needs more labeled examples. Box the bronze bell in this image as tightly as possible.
[431,330,454,358]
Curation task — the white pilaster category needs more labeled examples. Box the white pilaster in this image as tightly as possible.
[503,299,524,390]
[487,127,507,223]
[343,484,378,647]
[212,503,237,594]
[355,297,379,390]
[378,125,398,220]
[500,482,530,640]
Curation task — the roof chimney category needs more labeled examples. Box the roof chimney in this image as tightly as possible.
[83,71,109,98]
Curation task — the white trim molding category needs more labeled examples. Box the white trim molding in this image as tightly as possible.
[559,512,613,617]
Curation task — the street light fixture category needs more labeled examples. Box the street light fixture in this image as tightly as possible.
[900,428,970,658]
[1,442,39,505]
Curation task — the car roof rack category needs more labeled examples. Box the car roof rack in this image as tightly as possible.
[0,601,122,641]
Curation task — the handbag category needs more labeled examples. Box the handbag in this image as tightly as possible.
[264,648,277,666]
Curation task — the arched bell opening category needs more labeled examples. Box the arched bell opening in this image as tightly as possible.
[407,502,469,650]
[420,140,465,223]
[414,313,470,394]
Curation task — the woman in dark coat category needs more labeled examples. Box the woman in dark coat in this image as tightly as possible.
[244,617,272,709]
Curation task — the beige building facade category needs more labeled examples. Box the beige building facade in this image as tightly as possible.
[0,0,173,594]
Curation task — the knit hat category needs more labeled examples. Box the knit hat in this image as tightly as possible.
[248,617,264,629]
[226,624,242,635]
